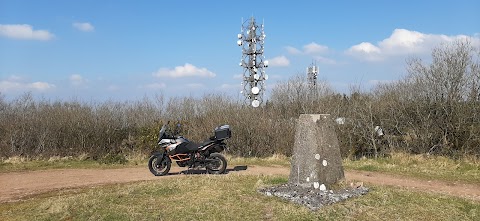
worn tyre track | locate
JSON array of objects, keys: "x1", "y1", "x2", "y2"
[{"x1": 0, "y1": 166, "x2": 479, "y2": 203}]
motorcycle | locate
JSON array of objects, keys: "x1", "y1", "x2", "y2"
[{"x1": 148, "y1": 123, "x2": 231, "y2": 176}]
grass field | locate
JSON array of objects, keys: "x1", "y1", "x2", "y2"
[
  {"x1": 1, "y1": 153, "x2": 480, "y2": 220},
  {"x1": 0, "y1": 154, "x2": 145, "y2": 173},
  {"x1": 343, "y1": 152, "x2": 480, "y2": 184},
  {"x1": 1, "y1": 174, "x2": 478, "y2": 221}
]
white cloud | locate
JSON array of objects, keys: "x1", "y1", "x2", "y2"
[
  {"x1": 0, "y1": 81, "x2": 21, "y2": 91},
  {"x1": 347, "y1": 42, "x2": 382, "y2": 61},
  {"x1": 285, "y1": 46, "x2": 302, "y2": 55},
  {"x1": 153, "y1": 63, "x2": 216, "y2": 78},
  {"x1": 303, "y1": 42, "x2": 329, "y2": 54},
  {"x1": 0, "y1": 24, "x2": 54, "y2": 40},
  {"x1": 348, "y1": 42, "x2": 381, "y2": 54},
  {"x1": 285, "y1": 43, "x2": 337, "y2": 65},
  {"x1": 0, "y1": 76, "x2": 55, "y2": 92},
  {"x1": 70, "y1": 74, "x2": 87, "y2": 86},
  {"x1": 286, "y1": 42, "x2": 329, "y2": 55},
  {"x1": 73, "y1": 22, "x2": 94, "y2": 32},
  {"x1": 378, "y1": 29, "x2": 426, "y2": 53},
  {"x1": 347, "y1": 29, "x2": 480, "y2": 61},
  {"x1": 30, "y1": 82, "x2": 54, "y2": 90},
  {"x1": 268, "y1": 56, "x2": 290, "y2": 67}
]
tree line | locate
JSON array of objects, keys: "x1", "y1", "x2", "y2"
[{"x1": 0, "y1": 40, "x2": 478, "y2": 160}]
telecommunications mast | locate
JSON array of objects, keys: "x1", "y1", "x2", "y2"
[
  {"x1": 307, "y1": 61, "x2": 318, "y2": 88},
  {"x1": 237, "y1": 16, "x2": 268, "y2": 108}
]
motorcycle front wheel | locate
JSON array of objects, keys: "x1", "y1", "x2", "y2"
[
  {"x1": 148, "y1": 155, "x2": 171, "y2": 176},
  {"x1": 206, "y1": 153, "x2": 227, "y2": 174}
]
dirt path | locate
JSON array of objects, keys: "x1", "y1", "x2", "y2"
[{"x1": 1, "y1": 166, "x2": 479, "y2": 203}]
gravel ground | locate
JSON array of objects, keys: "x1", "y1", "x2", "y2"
[{"x1": 259, "y1": 184, "x2": 369, "y2": 210}]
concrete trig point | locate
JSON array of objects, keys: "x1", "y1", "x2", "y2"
[{"x1": 289, "y1": 114, "x2": 345, "y2": 190}]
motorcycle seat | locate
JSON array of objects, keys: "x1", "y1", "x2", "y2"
[
  {"x1": 181, "y1": 140, "x2": 215, "y2": 152},
  {"x1": 201, "y1": 139, "x2": 214, "y2": 146}
]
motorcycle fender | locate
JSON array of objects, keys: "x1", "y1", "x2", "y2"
[
  {"x1": 151, "y1": 151, "x2": 164, "y2": 157},
  {"x1": 151, "y1": 152, "x2": 165, "y2": 166}
]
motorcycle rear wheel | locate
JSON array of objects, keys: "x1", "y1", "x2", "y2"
[
  {"x1": 206, "y1": 153, "x2": 227, "y2": 174},
  {"x1": 148, "y1": 155, "x2": 171, "y2": 176}
]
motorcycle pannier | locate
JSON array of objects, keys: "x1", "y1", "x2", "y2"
[{"x1": 215, "y1": 125, "x2": 231, "y2": 140}]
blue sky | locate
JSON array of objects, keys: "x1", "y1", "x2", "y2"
[{"x1": 1, "y1": 0, "x2": 479, "y2": 101}]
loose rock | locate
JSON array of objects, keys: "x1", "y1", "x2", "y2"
[{"x1": 259, "y1": 184, "x2": 369, "y2": 211}]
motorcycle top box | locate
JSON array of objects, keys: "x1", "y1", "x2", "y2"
[{"x1": 214, "y1": 125, "x2": 231, "y2": 140}]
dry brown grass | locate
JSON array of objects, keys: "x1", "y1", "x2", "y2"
[
  {"x1": 0, "y1": 174, "x2": 478, "y2": 221},
  {"x1": 344, "y1": 152, "x2": 480, "y2": 183}
]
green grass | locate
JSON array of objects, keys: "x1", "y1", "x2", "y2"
[
  {"x1": 1, "y1": 153, "x2": 479, "y2": 220},
  {"x1": 0, "y1": 174, "x2": 478, "y2": 221},
  {"x1": 344, "y1": 152, "x2": 480, "y2": 184},
  {"x1": 0, "y1": 155, "x2": 146, "y2": 173}
]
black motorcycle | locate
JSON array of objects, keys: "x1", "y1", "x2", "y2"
[{"x1": 148, "y1": 123, "x2": 231, "y2": 176}]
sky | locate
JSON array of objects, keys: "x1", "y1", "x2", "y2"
[{"x1": 0, "y1": 0, "x2": 479, "y2": 101}]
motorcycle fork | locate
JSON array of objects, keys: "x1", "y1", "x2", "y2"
[{"x1": 155, "y1": 153, "x2": 165, "y2": 167}]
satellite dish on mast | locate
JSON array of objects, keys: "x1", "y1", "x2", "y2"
[
  {"x1": 252, "y1": 99, "x2": 260, "y2": 107},
  {"x1": 251, "y1": 86, "x2": 260, "y2": 95}
]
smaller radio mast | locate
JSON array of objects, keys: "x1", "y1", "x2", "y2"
[{"x1": 307, "y1": 61, "x2": 318, "y2": 88}]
